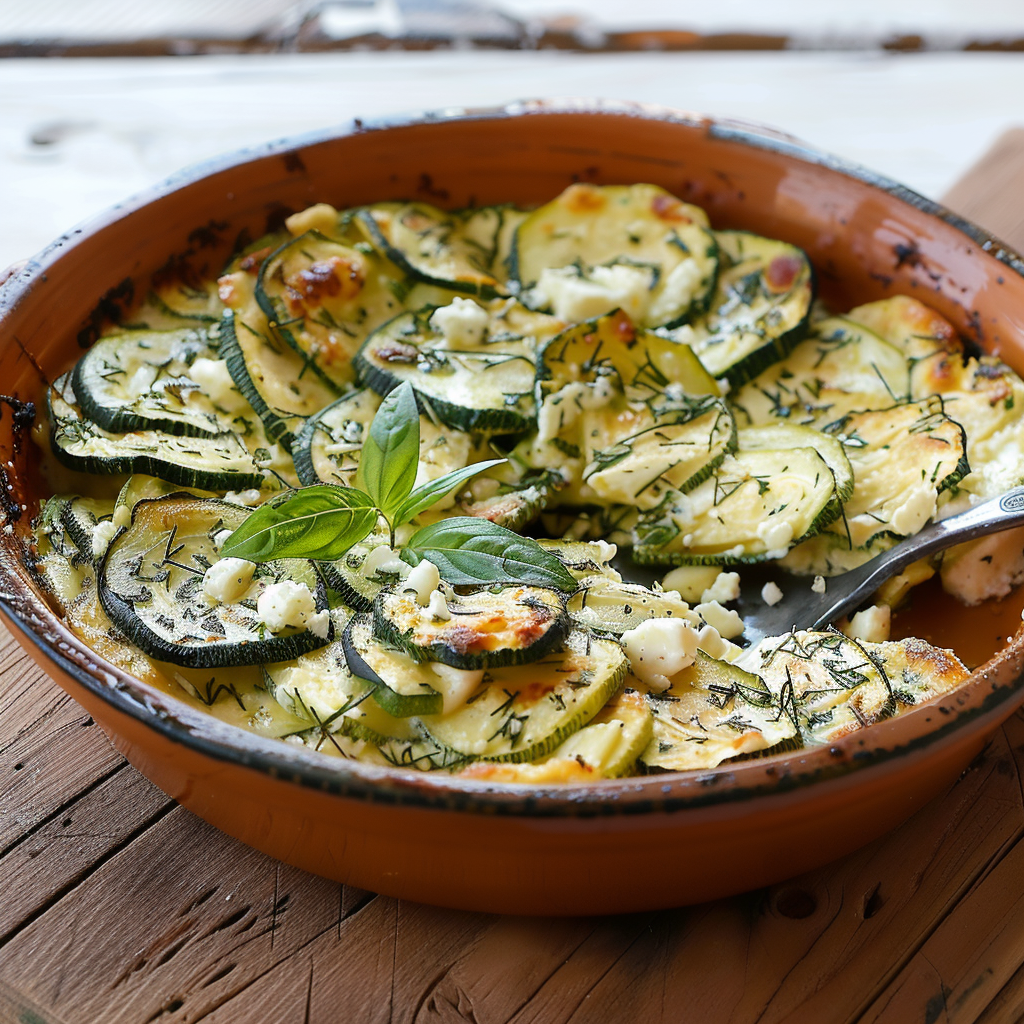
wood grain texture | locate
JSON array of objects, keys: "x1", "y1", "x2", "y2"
[{"x1": 2, "y1": 127, "x2": 1024, "y2": 1024}]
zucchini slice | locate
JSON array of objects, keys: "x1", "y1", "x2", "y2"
[
  {"x1": 846, "y1": 295, "x2": 962, "y2": 364},
  {"x1": 640, "y1": 651, "x2": 797, "y2": 772},
  {"x1": 255, "y1": 231, "x2": 411, "y2": 390},
  {"x1": 373, "y1": 584, "x2": 570, "y2": 669},
  {"x1": 584, "y1": 398, "x2": 737, "y2": 510},
  {"x1": 98, "y1": 496, "x2": 332, "y2": 668},
  {"x1": 453, "y1": 468, "x2": 563, "y2": 532},
  {"x1": 633, "y1": 446, "x2": 841, "y2": 565},
  {"x1": 679, "y1": 230, "x2": 813, "y2": 385},
  {"x1": 863, "y1": 636, "x2": 969, "y2": 709},
  {"x1": 730, "y1": 316, "x2": 910, "y2": 429},
  {"x1": 821, "y1": 398, "x2": 968, "y2": 550},
  {"x1": 747, "y1": 630, "x2": 894, "y2": 745},
  {"x1": 72, "y1": 326, "x2": 236, "y2": 437},
  {"x1": 343, "y1": 613, "x2": 443, "y2": 717},
  {"x1": 56, "y1": 496, "x2": 116, "y2": 560},
  {"x1": 318, "y1": 524, "x2": 402, "y2": 611},
  {"x1": 354, "y1": 300, "x2": 558, "y2": 433},
  {"x1": 357, "y1": 202, "x2": 506, "y2": 296},
  {"x1": 567, "y1": 577, "x2": 698, "y2": 636},
  {"x1": 49, "y1": 375, "x2": 267, "y2": 492},
  {"x1": 536, "y1": 538, "x2": 621, "y2": 582},
  {"x1": 737, "y1": 422, "x2": 854, "y2": 504},
  {"x1": 513, "y1": 183, "x2": 718, "y2": 328},
  {"x1": 291, "y1": 387, "x2": 479, "y2": 499},
  {"x1": 459, "y1": 689, "x2": 653, "y2": 782},
  {"x1": 418, "y1": 629, "x2": 628, "y2": 762}
]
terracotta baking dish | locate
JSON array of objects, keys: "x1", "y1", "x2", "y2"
[{"x1": 2, "y1": 100, "x2": 1024, "y2": 916}]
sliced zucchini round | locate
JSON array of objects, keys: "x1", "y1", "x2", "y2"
[
  {"x1": 454, "y1": 469, "x2": 562, "y2": 532},
  {"x1": 373, "y1": 584, "x2": 570, "y2": 669},
  {"x1": 318, "y1": 525, "x2": 400, "y2": 611},
  {"x1": 748, "y1": 630, "x2": 894, "y2": 745},
  {"x1": 357, "y1": 201, "x2": 506, "y2": 296},
  {"x1": 49, "y1": 375, "x2": 267, "y2": 492},
  {"x1": 681, "y1": 230, "x2": 814, "y2": 385},
  {"x1": 353, "y1": 301, "x2": 556, "y2": 434},
  {"x1": 640, "y1": 651, "x2": 798, "y2": 772},
  {"x1": 512, "y1": 183, "x2": 718, "y2": 328},
  {"x1": 417, "y1": 629, "x2": 628, "y2": 763},
  {"x1": 584, "y1": 398, "x2": 737, "y2": 510},
  {"x1": 98, "y1": 496, "x2": 332, "y2": 668},
  {"x1": 343, "y1": 613, "x2": 443, "y2": 718},
  {"x1": 255, "y1": 231, "x2": 409, "y2": 390},
  {"x1": 862, "y1": 636, "x2": 969, "y2": 709},
  {"x1": 536, "y1": 538, "x2": 621, "y2": 582},
  {"x1": 567, "y1": 578, "x2": 698, "y2": 636},
  {"x1": 632, "y1": 446, "x2": 841, "y2": 565},
  {"x1": 56, "y1": 496, "x2": 116, "y2": 560},
  {"x1": 220, "y1": 311, "x2": 338, "y2": 450},
  {"x1": 72, "y1": 326, "x2": 234, "y2": 437},
  {"x1": 730, "y1": 316, "x2": 910, "y2": 429}
]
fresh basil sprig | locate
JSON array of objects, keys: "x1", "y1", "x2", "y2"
[
  {"x1": 403, "y1": 517, "x2": 577, "y2": 592},
  {"x1": 221, "y1": 485, "x2": 378, "y2": 561},
  {"x1": 223, "y1": 380, "x2": 508, "y2": 562}
]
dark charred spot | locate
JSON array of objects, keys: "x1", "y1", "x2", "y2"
[
  {"x1": 417, "y1": 173, "x2": 449, "y2": 201},
  {"x1": 187, "y1": 220, "x2": 228, "y2": 250},
  {"x1": 893, "y1": 241, "x2": 923, "y2": 269},
  {"x1": 77, "y1": 276, "x2": 135, "y2": 348},
  {"x1": 282, "y1": 151, "x2": 307, "y2": 174}
]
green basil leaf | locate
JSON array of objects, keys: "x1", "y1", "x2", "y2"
[
  {"x1": 392, "y1": 458, "x2": 507, "y2": 527},
  {"x1": 220, "y1": 486, "x2": 379, "y2": 562},
  {"x1": 356, "y1": 381, "x2": 420, "y2": 520},
  {"x1": 404, "y1": 516, "x2": 577, "y2": 592}
]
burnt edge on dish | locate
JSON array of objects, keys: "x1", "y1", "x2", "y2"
[{"x1": 2, "y1": 99, "x2": 1024, "y2": 819}]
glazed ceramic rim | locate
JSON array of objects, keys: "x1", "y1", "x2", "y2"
[{"x1": 2, "y1": 97, "x2": 1024, "y2": 819}]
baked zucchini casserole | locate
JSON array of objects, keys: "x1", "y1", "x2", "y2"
[{"x1": 32, "y1": 182, "x2": 1022, "y2": 782}]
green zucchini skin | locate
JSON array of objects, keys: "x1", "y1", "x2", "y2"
[
  {"x1": 372, "y1": 584, "x2": 570, "y2": 669},
  {"x1": 98, "y1": 496, "x2": 332, "y2": 668},
  {"x1": 48, "y1": 374, "x2": 267, "y2": 492},
  {"x1": 343, "y1": 613, "x2": 443, "y2": 718},
  {"x1": 71, "y1": 326, "x2": 229, "y2": 438}
]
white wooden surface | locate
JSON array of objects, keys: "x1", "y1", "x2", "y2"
[{"x1": 2, "y1": 51, "x2": 1024, "y2": 270}]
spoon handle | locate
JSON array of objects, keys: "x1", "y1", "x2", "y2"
[{"x1": 810, "y1": 485, "x2": 1024, "y2": 629}]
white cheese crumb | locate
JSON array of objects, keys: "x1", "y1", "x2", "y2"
[
  {"x1": 430, "y1": 663, "x2": 486, "y2": 715},
  {"x1": 532, "y1": 263, "x2": 653, "y2": 323},
  {"x1": 429, "y1": 297, "x2": 489, "y2": 346},
  {"x1": 361, "y1": 545, "x2": 411, "y2": 579},
  {"x1": 257, "y1": 580, "x2": 319, "y2": 633},
  {"x1": 592, "y1": 539, "x2": 618, "y2": 564},
  {"x1": 405, "y1": 559, "x2": 441, "y2": 605},
  {"x1": 695, "y1": 600, "x2": 745, "y2": 640},
  {"x1": 844, "y1": 604, "x2": 891, "y2": 644},
  {"x1": 941, "y1": 528, "x2": 1024, "y2": 605},
  {"x1": 696, "y1": 623, "x2": 742, "y2": 662},
  {"x1": 756, "y1": 518, "x2": 794, "y2": 552},
  {"x1": 203, "y1": 557, "x2": 256, "y2": 603},
  {"x1": 187, "y1": 357, "x2": 248, "y2": 414},
  {"x1": 811, "y1": 575, "x2": 826, "y2": 595},
  {"x1": 223, "y1": 489, "x2": 263, "y2": 507},
  {"x1": 212, "y1": 528, "x2": 233, "y2": 551},
  {"x1": 761, "y1": 582, "x2": 784, "y2": 607},
  {"x1": 645, "y1": 258, "x2": 702, "y2": 324},
  {"x1": 700, "y1": 571, "x2": 740, "y2": 605},
  {"x1": 426, "y1": 589, "x2": 451, "y2": 621},
  {"x1": 621, "y1": 617, "x2": 700, "y2": 691},
  {"x1": 91, "y1": 520, "x2": 118, "y2": 559},
  {"x1": 306, "y1": 609, "x2": 331, "y2": 639},
  {"x1": 2, "y1": 524, "x2": 12, "y2": 536},
  {"x1": 890, "y1": 483, "x2": 938, "y2": 536}
]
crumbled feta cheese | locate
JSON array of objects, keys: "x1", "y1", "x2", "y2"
[
  {"x1": 621, "y1": 617, "x2": 700, "y2": 691},
  {"x1": 426, "y1": 589, "x2": 451, "y2": 621},
  {"x1": 941, "y1": 527, "x2": 1024, "y2": 605},
  {"x1": 811, "y1": 575, "x2": 827, "y2": 595},
  {"x1": 361, "y1": 545, "x2": 411, "y2": 579},
  {"x1": 695, "y1": 600, "x2": 745, "y2": 639},
  {"x1": 212, "y1": 528, "x2": 233, "y2": 551},
  {"x1": 430, "y1": 663, "x2": 486, "y2": 715},
  {"x1": 700, "y1": 571, "x2": 741, "y2": 605},
  {"x1": 592, "y1": 539, "x2": 618, "y2": 564},
  {"x1": 285, "y1": 203, "x2": 339, "y2": 236},
  {"x1": 756, "y1": 518, "x2": 794, "y2": 552},
  {"x1": 405, "y1": 559, "x2": 441, "y2": 605},
  {"x1": 645, "y1": 258, "x2": 702, "y2": 324},
  {"x1": 257, "y1": 580, "x2": 320, "y2": 633},
  {"x1": 126, "y1": 365, "x2": 157, "y2": 398},
  {"x1": 341, "y1": 419, "x2": 363, "y2": 443},
  {"x1": 532, "y1": 263, "x2": 652, "y2": 323},
  {"x1": 761, "y1": 581, "x2": 784, "y2": 607},
  {"x1": 187, "y1": 358, "x2": 247, "y2": 414},
  {"x1": 306, "y1": 609, "x2": 331, "y2": 639},
  {"x1": 429, "y1": 297, "x2": 489, "y2": 346},
  {"x1": 843, "y1": 604, "x2": 891, "y2": 644},
  {"x1": 662, "y1": 565, "x2": 720, "y2": 603},
  {"x1": 91, "y1": 520, "x2": 118, "y2": 559},
  {"x1": 203, "y1": 557, "x2": 256, "y2": 603},
  {"x1": 890, "y1": 483, "x2": 937, "y2": 536},
  {"x1": 537, "y1": 377, "x2": 618, "y2": 443},
  {"x1": 223, "y1": 489, "x2": 263, "y2": 507},
  {"x1": 696, "y1": 623, "x2": 742, "y2": 662}
]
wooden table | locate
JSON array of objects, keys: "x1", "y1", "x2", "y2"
[{"x1": 3, "y1": 125, "x2": 1024, "y2": 1024}]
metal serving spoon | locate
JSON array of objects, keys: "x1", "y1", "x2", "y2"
[{"x1": 619, "y1": 485, "x2": 1024, "y2": 645}]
